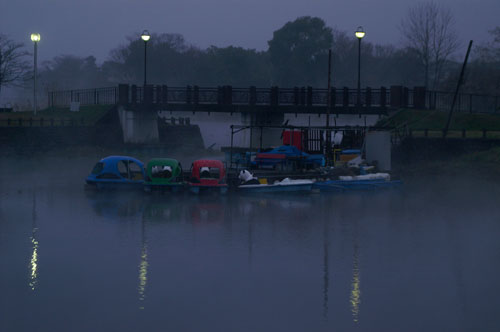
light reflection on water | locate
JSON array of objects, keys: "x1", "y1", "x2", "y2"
[
  {"x1": 29, "y1": 193, "x2": 39, "y2": 291},
  {"x1": 2, "y1": 167, "x2": 500, "y2": 331},
  {"x1": 350, "y1": 243, "x2": 361, "y2": 323},
  {"x1": 138, "y1": 219, "x2": 148, "y2": 309}
]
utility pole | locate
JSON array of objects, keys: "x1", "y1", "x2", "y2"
[
  {"x1": 326, "y1": 49, "x2": 332, "y2": 164},
  {"x1": 443, "y1": 40, "x2": 473, "y2": 138}
]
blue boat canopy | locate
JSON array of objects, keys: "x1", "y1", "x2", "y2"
[{"x1": 87, "y1": 156, "x2": 145, "y2": 182}]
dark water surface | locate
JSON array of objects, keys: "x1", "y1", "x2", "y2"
[{"x1": 1, "y1": 155, "x2": 500, "y2": 331}]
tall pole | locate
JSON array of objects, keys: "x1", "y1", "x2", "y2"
[
  {"x1": 443, "y1": 40, "x2": 473, "y2": 138},
  {"x1": 141, "y1": 30, "x2": 150, "y2": 87},
  {"x1": 355, "y1": 26, "x2": 365, "y2": 115},
  {"x1": 357, "y1": 37, "x2": 361, "y2": 110},
  {"x1": 143, "y1": 40, "x2": 147, "y2": 86},
  {"x1": 33, "y1": 41, "x2": 38, "y2": 115},
  {"x1": 326, "y1": 49, "x2": 332, "y2": 164}
]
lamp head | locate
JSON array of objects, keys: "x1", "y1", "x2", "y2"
[
  {"x1": 355, "y1": 26, "x2": 365, "y2": 39},
  {"x1": 141, "y1": 30, "x2": 151, "y2": 42},
  {"x1": 30, "y1": 33, "x2": 41, "y2": 42}
]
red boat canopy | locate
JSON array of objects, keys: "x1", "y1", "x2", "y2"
[{"x1": 190, "y1": 159, "x2": 226, "y2": 185}]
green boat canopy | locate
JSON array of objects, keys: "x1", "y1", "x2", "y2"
[{"x1": 145, "y1": 158, "x2": 183, "y2": 185}]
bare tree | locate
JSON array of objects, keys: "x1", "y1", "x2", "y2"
[
  {"x1": 400, "y1": 1, "x2": 459, "y2": 89},
  {"x1": 0, "y1": 34, "x2": 30, "y2": 100}
]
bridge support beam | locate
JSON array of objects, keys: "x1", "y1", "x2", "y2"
[
  {"x1": 241, "y1": 112, "x2": 284, "y2": 149},
  {"x1": 118, "y1": 106, "x2": 159, "y2": 143}
]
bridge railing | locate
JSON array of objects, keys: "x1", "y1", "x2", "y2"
[
  {"x1": 47, "y1": 84, "x2": 499, "y2": 113},
  {"x1": 48, "y1": 87, "x2": 117, "y2": 108}
]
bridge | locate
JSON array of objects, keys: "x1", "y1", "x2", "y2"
[{"x1": 47, "y1": 84, "x2": 500, "y2": 115}]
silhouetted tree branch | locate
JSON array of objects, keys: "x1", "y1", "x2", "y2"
[
  {"x1": 0, "y1": 34, "x2": 30, "y2": 99},
  {"x1": 400, "y1": 1, "x2": 459, "y2": 89}
]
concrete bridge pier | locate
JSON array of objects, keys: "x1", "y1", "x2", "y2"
[
  {"x1": 241, "y1": 112, "x2": 284, "y2": 149},
  {"x1": 118, "y1": 106, "x2": 159, "y2": 144}
]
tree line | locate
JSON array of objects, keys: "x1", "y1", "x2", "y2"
[{"x1": 1, "y1": 1, "x2": 499, "y2": 106}]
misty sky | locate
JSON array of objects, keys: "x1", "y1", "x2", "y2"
[{"x1": 1, "y1": 0, "x2": 499, "y2": 63}]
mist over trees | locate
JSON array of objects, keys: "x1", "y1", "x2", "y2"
[
  {"x1": 2, "y1": 0, "x2": 500, "y2": 107},
  {"x1": 37, "y1": 19, "x2": 437, "y2": 91}
]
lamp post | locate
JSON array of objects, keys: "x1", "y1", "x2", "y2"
[
  {"x1": 30, "y1": 33, "x2": 40, "y2": 115},
  {"x1": 141, "y1": 30, "x2": 151, "y2": 86},
  {"x1": 355, "y1": 26, "x2": 365, "y2": 110}
]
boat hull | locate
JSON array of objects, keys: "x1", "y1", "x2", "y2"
[
  {"x1": 313, "y1": 179, "x2": 402, "y2": 192},
  {"x1": 189, "y1": 185, "x2": 228, "y2": 195},
  {"x1": 86, "y1": 180, "x2": 144, "y2": 191},
  {"x1": 237, "y1": 183, "x2": 313, "y2": 193}
]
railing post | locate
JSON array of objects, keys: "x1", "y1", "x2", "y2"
[
  {"x1": 118, "y1": 84, "x2": 129, "y2": 104},
  {"x1": 307, "y1": 86, "x2": 313, "y2": 107},
  {"x1": 293, "y1": 87, "x2": 299, "y2": 106},
  {"x1": 343, "y1": 87, "x2": 349, "y2": 108},
  {"x1": 413, "y1": 86, "x2": 426, "y2": 109},
  {"x1": 94, "y1": 88, "x2": 97, "y2": 104},
  {"x1": 131, "y1": 85, "x2": 137, "y2": 104},
  {"x1": 330, "y1": 87, "x2": 336, "y2": 108},
  {"x1": 469, "y1": 94, "x2": 473, "y2": 113},
  {"x1": 403, "y1": 87, "x2": 409, "y2": 108},
  {"x1": 143, "y1": 85, "x2": 153, "y2": 104},
  {"x1": 217, "y1": 86, "x2": 223, "y2": 105},
  {"x1": 249, "y1": 86, "x2": 256, "y2": 106},
  {"x1": 380, "y1": 86, "x2": 386, "y2": 109},
  {"x1": 225, "y1": 85, "x2": 232, "y2": 105},
  {"x1": 156, "y1": 85, "x2": 162, "y2": 104},
  {"x1": 193, "y1": 85, "x2": 199, "y2": 105},
  {"x1": 162, "y1": 85, "x2": 168, "y2": 104},
  {"x1": 186, "y1": 86, "x2": 192, "y2": 104},
  {"x1": 365, "y1": 87, "x2": 372, "y2": 108},
  {"x1": 270, "y1": 86, "x2": 279, "y2": 107},
  {"x1": 300, "y1": 87, "x2": 306, "y2": 106},
  {"x1": 390, "y1": 85, "x2": 403, "y2": 108}
]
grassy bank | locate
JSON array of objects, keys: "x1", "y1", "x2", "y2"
[
  {"x1": 395, "y1": 144, "x2": 500, "y2": 180},
  {"x1": 0, "y1": 105, "x2": 112, "y2": 126},
  {"x1": 378, "y1": 109, "x2": 500, "y2": 131}
]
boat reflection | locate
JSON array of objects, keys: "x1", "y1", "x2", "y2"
[
  {"x1": 85, "y1": 191, "x2": 145, "y2": 219},
  {"x1": 350, "y1": 241, "x2": 361, "y2": 323}
]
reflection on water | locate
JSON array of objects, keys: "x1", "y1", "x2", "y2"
[
  {"x1": 29, "y1": 192, "x2": 39, "y2": 291},
  {"x1": 350, "y1": 243, "x2": 361, "y2": 323},
  {"x1": 322, "y1": 218, "x2": 329, "y2": 320},
  {"x1": 3, "y1": 166, "x2": 500, "y2": 332},
  {"x1": 138, "y1": 219, "x2": 148, "y2": 309}
]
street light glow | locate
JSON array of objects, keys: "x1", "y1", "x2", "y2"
[
  {"x1": 141, "y1": 30, "x2": 150, "y2": 42},
  {"x1": 355, "y1": 27, "x2": 365, "y2": 39},
  {"x1": 30, "y1": 33, "x2": 41, "y2": 42}
]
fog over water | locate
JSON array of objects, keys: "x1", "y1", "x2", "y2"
[{"x1": 1, "y1": 153, "x2": 500, "y2": 331}]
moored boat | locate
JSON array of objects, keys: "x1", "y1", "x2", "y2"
[
  {"x1": 144, "y1": 158, "x2": 184, "y2": 193},
  {"x1": 85, "y1": 156, "x2": 145, "y2": 190},
  {"x1": 313, "y1": 173, "x2": 402, "y2": 192},
  {"x1": 237, "y1": 170, "x2": 313, "y2": 193},
  {"x1": 187, "y1": 159, "x2": 228, "y2": 194}
]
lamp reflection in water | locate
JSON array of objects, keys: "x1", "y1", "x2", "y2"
[
  {"x1": 138, "y1": 217, "x2": 148, "y2": 309},
  {"x1": 350, "y1": 242, "x2": 361, "y2": 323},
  {"x1": 29, "y1": 192, "x2": 39, "y2": 291}
]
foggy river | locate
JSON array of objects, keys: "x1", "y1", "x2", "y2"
[{"x1": 1, "y1": 154, "x2": 500, "y2": 331}]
